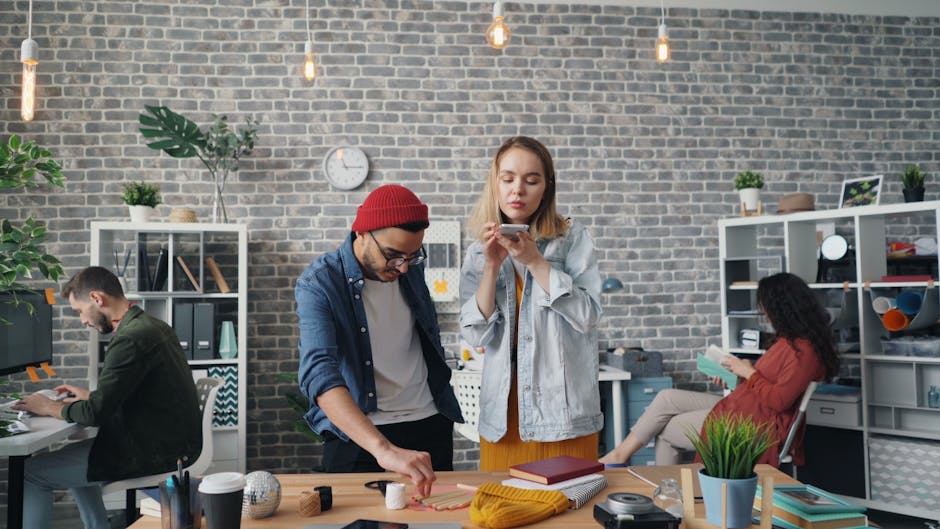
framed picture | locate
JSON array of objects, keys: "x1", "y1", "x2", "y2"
[
  {"x1": 772, "y1": 485, "x2": 866, "y2": 514},
  {"x1": 840, "y1": 175, "x2": 882, "y2": 208}
]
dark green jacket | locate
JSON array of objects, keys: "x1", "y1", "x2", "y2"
[{"x1": 63, "y1": 306, "x2": 201, "y2": 482}]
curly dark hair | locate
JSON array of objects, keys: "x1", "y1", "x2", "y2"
[{"x1": 757, "y1": 272, "x2": 840, "y2": 378}]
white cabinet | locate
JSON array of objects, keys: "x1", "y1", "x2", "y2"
[
  {"x1": 89, "y1": 221, "x2": 247, "y2": 474},
  {"x1": 718, "y1": 202, "x2": 940, "y2": 519}
]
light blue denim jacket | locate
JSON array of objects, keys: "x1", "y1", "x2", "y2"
[{"x1": 459, "y1": 220, "x2": 603, "y2": 443}]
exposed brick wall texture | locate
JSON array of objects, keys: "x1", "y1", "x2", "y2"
[{"x1": 0, "y1": 0, "x2": 937, "y2": 496}]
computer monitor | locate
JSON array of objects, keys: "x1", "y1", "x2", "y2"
[{"x1": 0, "y1": 290, "x2": 54, "y2": 377}]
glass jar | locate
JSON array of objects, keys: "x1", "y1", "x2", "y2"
[
  {"x1": 653, "y1": 478, "x2": 684, "y2": 518},
  {"x1": 928, "y1": 385, "x2": 940, "y2": 409}
]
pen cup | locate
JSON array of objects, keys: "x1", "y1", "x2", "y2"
[{"x1": 159, "y1": 478, "x2": 202, "y2": 529}]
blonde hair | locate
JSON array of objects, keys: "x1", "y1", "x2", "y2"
[{"x1": 467, "y1": 136, "x2": 568, "y2": 241}]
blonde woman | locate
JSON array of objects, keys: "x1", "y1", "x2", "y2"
[{"x1": 460, "y1": 136, "x2": 603, "y2": 471}]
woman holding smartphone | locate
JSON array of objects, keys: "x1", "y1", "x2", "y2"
[{"x1": 459, "y1": 136, "x2": 604, "y2": 471}]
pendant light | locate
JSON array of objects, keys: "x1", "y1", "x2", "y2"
[
  {"x1": 21, "y1": 0, "x2": 38, "y2": 121},
  {"x1": 486, "y1": 0, "x2": 511, "y2": 50},
  {"x1": 302, "y1": 0, "x2": 317, "y2": 81},
  {"x1": 656, "y1": 0, "x2": 671, "y2": 63}
]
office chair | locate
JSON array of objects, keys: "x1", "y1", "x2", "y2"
[
  {"x1": 777, "y1": 381, "x2": 818, "y2": 477},
  {"x1": 101, "y1": 377, "x2": 222, "y2": 527}
]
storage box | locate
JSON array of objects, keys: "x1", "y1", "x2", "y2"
[
  {"x1": 600, "y1": 348, "x2": 663, "y2": 377},
  {"x1": 807, "y1": 393, "x2": 861, "y2": 428},
  {"x1": 869, "y1": 435, "x2": 940, "y2": 511},
  {"x1": 881, "y1": 336, "x2": 940, "y2": 357}
]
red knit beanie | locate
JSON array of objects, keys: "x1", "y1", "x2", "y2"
[{"x1": 351, "y1": 184, "x2": 429, "y2": 232}]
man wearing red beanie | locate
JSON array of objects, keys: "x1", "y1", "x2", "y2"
[{"x1": 295, "y1": 185, "x2": 463, "y2": 497}]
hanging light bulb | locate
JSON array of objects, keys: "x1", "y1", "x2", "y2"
[
  {"x1": 302, "y1": 0, "x2": 317, "y2": 81},
  {"x1": 486, "y1": 0, "x2": 511, "y2": 50},
  {"x1": 303, "y1": 41, "x2": 317, "y2": 81},
  {"x1": 656, "y1": 24, "x2": 670, "y2": 63},
  {"x1": 656, "y1": 0, "x2": 671, "y2": 63},
  {"x1": 21, "y1": 0, "x2": 38, "y2": 121}
]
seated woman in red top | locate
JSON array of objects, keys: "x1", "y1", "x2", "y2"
[{"x1": 600, "y1": 272, "x2": 840, "y2": 467}]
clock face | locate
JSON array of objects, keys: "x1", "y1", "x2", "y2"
[{"x1": 322, "y1": 146, "x2": 369, "y2": 190}]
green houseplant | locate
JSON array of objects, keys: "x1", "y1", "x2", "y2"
[
  {"x1": 121, "y1": 181, "x2": 162, "y2": 223},
  {"x1": 687, "y1": 413, "x2": 775, "y2": 528},
  {"x1": 139, "y1": 106, "x2": 258, "y2": 223},
  {"x1": 0, "y1": 135, "x2": 65, "y2": 315},
  {"x1": 274, "y1": 373, "x2": 323, "y2": 443},
  {"x1": 902, "y1": 165, "x2": 926, "y2": 203},
  {"x1": 733, "y1": 170, "x2": 764, "y2": 213}
]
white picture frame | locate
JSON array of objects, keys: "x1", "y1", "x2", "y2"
[{"x1": 840, "y1": 174, "x2": 882, "y2": 208}]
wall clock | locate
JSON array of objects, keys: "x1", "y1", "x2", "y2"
[{"x1": 322, "y1": 146, "x2": 369, "y2": 190}]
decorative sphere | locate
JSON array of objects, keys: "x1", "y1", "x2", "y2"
[{"x1": 242, "y1": 471, "x2": 281, "y2": 519}]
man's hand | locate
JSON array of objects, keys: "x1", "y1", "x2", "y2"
[
  {"x1": 374, "y1": 443, "x2": 437, "y2": 498},
  {"x1": 55, "y1": 384, "x2": 89, "y2": 403},
  {"x1": 11, "y1": 393, "x2": 67, "y2": 419}
]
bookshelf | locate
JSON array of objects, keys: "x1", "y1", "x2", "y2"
[
  {"x1": 718, "y1": 201, "x2": 940, "y2": 520},
  {"x1": 88, "y1": 221, "x2": 247, "y2": 475}
]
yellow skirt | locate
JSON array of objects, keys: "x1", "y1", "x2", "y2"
[{"x1": 479, "y1": 377, "x2": 599, "y2": 472}]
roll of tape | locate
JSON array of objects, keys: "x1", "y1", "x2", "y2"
[{"x1": 385, "y1": 482, "x2": 407, "y2": 510}]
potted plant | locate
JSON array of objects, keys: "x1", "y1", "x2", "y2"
[
  {"x1": 734, "y1": 170, "x2": 764, "y2": 213},
  {"x1": 121, "y1": 181, "x2": 162, "y2": 223},
  {"x1": 274, "y1": 373, "x2": 323, "y2": 443},
  {"x1": 0, "y1": 135, "x2": 65, "y2": 315},
  {"x1": 687, "y1": 413, "x2": 775, "y2": 529},
  {"x1": 902, "y1": 165, "x2": 926, "y2": 203},
  {"x1": 139, "y1": 106, "x2": 258, "y2": 223}
]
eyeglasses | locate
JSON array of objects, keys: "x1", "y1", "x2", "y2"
[{"x1": 369, "y1": 231, "x2": 426, "y2": 269}]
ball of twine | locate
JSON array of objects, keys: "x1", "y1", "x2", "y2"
[{"x1": 299, "y1": 490, "x2": 321, "y2": 517}]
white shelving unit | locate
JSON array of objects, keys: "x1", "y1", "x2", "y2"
[
  {"x1": 89, "y1": 221, "x2": 247, "y2": 475},
  {"x1": 718, "y1": 201, "x2": 940, "y2": 520}
]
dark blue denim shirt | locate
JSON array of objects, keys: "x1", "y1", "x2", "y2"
[{"x1": 295, "y1": 232, "x2": 463, "y2": 442}]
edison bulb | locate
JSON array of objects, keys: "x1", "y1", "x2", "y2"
[
  {"x1": 21, "y1": 62, "x2": 36, "y2": 122},
  {"x1": 486, "y1": 16, "x2": 512, "y2": 49},
  {"x1": 303, "y1": 41, "x2": 317, "y2": 81},
  {"x1": 656, "y1": 24, "x2": 671, "y2": 63},
  {"x1": 20, "y1": 38, "x2": 38, "y2": 122}
]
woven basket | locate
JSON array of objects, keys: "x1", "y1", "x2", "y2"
[{"x1": 169, "y1": 208, "x2": 197, "y2": 223}]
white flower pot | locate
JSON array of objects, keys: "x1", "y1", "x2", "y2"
[
  {"x1": 739, "y1": 188, "x2": 760, "y2": 211},
  {"x1": 128, "y1": 205, "x2": 157, "y2": 224}
]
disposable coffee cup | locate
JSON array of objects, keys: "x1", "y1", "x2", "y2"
[
  {"x1": 199, "y1": 472, "x2": 246, "y2": 529},
  {"x1": 896, "y1": 290, "x2": 924, "y2": 316}
]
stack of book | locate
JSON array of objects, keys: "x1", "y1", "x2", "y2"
[
  {"x1": 754, "y1": 484, "x2": 868, "y2": 529},
  {"x1": 502, "y1": 455, "x2": 607, "y2": 509}
]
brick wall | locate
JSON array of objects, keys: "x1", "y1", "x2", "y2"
[{"x1": 1, "y1": 0, "x2": 938, "y2": 497}]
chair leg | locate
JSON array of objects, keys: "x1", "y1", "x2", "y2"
[{"x1": 125, "y1": 488, "x2": 139, "y2": 527}]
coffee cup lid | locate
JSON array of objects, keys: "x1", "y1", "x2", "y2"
[{"x1": 198, "y1": 472, "x2": 246, "y2": 494}]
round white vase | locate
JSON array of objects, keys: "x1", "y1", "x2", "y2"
[
  {"x1": 738, "y1": 188, "x2": 760, "y2": 211},
  {"x1": 128, "y1": 205, "x2": 157, "y2": 223}
]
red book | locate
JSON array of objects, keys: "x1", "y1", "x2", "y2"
[
  {"x1": 508, "y1": 455, "x2": 604, "y2": 485},
  {"x1": 881, "y1": 275, "x2": 933, "y2": 282}
]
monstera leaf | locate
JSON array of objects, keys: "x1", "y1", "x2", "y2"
[{"x1": 139, "y1": 105, "x2": 207, "y2": 159}]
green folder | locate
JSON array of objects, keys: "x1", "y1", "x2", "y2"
[{"x1": 696, "y1": 353, "x2": 738, "y2": 390}]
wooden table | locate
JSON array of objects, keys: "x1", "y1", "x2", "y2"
[{"x1": 128, "y1": 465, "x2": 796, "y2": 528}]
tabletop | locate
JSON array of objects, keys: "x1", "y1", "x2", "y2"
[
  {"x1": 0, "y1": 416, "x2": 85, "y2": 457},
  {"x1": 128, "y1": 464, "x2": 796, "y2": 529}
]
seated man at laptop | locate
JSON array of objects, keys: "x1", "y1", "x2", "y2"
[{"x1": 13, "y1": 266, "x2": 201, "y2": 529}]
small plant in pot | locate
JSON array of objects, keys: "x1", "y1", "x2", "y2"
[
  {"x1": 734, "y1": 170, "x2": 764, "y2": 213},
  {"x1": 121, "y1": 181, "x2": 162, "y2": 223},
  {"x1": 687, "y1": 413, "x2": 775, "y2": 529},
  {"x1": 902, "y1": 165, "x2": 926, "y2": 203}
]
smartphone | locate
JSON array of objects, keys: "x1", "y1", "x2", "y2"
[
  {"x1": 498, "y1": 223, "x2": 529, "y2": 241},
  {"x1": 340, "y1": 520, "x2": 408, "y2": 529}
]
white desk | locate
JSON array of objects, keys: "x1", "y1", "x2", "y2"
[
  {"x1": 0, "y1": 416, "x2": 85, "y2": 529},
  {"x1": 597, "y1": 365, "x2": 632, "y2": 445}
]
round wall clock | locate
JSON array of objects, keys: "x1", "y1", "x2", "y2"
[{"x1": 322, "y1": 146, "x2": 369, "y2": 190}]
